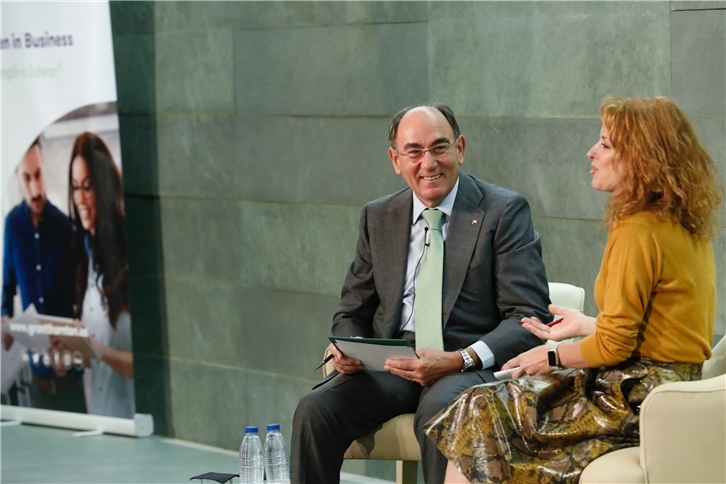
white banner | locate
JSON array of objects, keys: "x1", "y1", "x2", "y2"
[
  {"x1": 1, "y1": 1, "x2": 136, "y2": 421},
  {"x1": 2, "y1": 1, "x2": 118, "y2": 183}
]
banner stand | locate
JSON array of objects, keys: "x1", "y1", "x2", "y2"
[
  {"x1": 2, "y1": 1, "x2": 141, "y2": 430},
  {"x1": 0, "y1": 405, "x2": 153, "y2": 437}
]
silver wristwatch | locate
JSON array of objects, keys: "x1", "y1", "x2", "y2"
[{"x1": 459, "y1": 348, "x2": 476, "y2": 372}]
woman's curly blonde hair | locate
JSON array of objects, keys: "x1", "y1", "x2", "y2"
[{"x1": 600, "y1": 96, "x2": 722, "y2": 239}]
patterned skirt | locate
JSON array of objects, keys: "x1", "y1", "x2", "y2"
[{"x1": 424, "y1": 359, "x2": 701, "y2": 484}]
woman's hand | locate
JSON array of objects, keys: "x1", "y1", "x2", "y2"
[
  {"x1": 522, "y1": 304, "x2": 596, "y2": 342},
  {"x1": 74, "y1": 318, "x2": 133, "y2": 378},
  {"x1": 501, "y1": 345, "x2": 552, "y2": 378}
]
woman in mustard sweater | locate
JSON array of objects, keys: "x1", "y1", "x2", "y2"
[{"x1": 425, "y1": 97, "x2": 722, "y2": 484}]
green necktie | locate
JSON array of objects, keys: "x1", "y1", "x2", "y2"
[{"x1": 414, "y1": 209, "x2": 445, "y2": 351}]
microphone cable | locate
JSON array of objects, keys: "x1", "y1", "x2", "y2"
[{"x1": 401, "y1": 227, "x2": 429, "y2": 329}]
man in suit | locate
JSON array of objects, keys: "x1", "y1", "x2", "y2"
[{"x1": 290, "y1": 104, "x2": 550, "y2": 484}]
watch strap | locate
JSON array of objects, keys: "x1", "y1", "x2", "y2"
[
  {"x1": 459, "y1": 348, "x2": 476, "y2": 372},
  {"x1": 548, "y1": 344, "x2": 562, "y2": 368}
]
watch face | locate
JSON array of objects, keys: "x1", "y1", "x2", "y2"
[{"x1": 548, "y1": 350, "x2": 558, "y2": 367}]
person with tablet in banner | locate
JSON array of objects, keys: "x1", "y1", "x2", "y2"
[
  {"x1": 67, "y1": 132, "x2": 134, "y2": 419},
  {"x1": 2, "y1": 138, "x2": 83, "y2": 412}
]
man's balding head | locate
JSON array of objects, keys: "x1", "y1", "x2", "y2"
[{"x1": 388, "y1": 105, "x2": 466, "y2": 208}]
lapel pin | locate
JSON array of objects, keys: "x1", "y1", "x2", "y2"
[{"x1": 472, "y1": 220, "x2": 478, "y2": 225}]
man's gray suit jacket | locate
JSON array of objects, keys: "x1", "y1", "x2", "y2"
[{"x1": 332, "y1": 172, "x2": 550, "y2": 368}]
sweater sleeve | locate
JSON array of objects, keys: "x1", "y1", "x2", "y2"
[{"x1": 579, "y1": 221, "x2": 660, "y2": 367}]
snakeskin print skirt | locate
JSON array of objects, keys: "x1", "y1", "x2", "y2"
[{"x1": 424, "y1": 359, "x2": 701, "y2": 484}]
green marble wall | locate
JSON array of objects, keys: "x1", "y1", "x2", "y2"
[{"x1": 111, "y1": 2, "x2": 726, "y2": 481}]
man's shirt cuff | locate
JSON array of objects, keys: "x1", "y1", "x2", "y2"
[{"x1": 470, "y1": 341, "x2": 495, "y2": 369}]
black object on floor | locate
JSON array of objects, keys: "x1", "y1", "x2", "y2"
[{"x1": 190, "y1": 471, "x2": 239, "y2": 483}]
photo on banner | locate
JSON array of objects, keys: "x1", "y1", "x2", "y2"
[{"x1": 1, "y1": 1, "x2": 136, "y2": 420}]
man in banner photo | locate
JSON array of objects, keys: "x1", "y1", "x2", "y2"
[{"x1": 1, "y1": 138, "x2": 85, "y2": 412}]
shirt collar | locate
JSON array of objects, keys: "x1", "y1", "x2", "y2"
[
  {"x1": 19, "y1": 199, "x2": 48, "y2": 225},
  {"x1": 84, "y1": 233, "x2": 93, "y2": 258},
  {"x1": 412, "y1": 177, "x2": 460, "y2": 224}
]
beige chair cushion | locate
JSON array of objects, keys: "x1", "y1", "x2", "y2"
[
  {"x1": 343, "y1": 413, "x2": 420, "y2": 461},
  {"x1": 639, "y1": 374, "x2": 726, "y2": 484},
  {"x1": 579, "y1": 447, "x2": 642, "y2": 484}
]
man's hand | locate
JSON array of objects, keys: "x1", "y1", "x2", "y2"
[
  {"x1": 384, "y1": 348, "x2": 463, "y2": 386},
  {"x1": 328, "y1": 343, "x2": 364, "y2": 375},
  {"x1": 501, "y1": 344, "x2": 551, "y2": 378}
]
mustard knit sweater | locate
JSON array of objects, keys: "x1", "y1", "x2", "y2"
[{"x1": 579, "y1": 211, "x2": 715, "y2": 367}]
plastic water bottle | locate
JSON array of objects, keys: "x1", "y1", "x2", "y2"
[
  {"x1": 263, "y1": 423, "x2": 290, "y2": 484},
  {"x1": 239, "y1": 426, "x2": 264, "y2": 484}
]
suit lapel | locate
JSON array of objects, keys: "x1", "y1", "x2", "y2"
[
  {"x1": 443, "y1": 174, "x2": 485, "y2": 326},
  {"x1": 380, "y1": 191, "x2": 412, "y2": 337}
]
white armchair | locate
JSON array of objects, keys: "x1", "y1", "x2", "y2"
[{"x1": 580, "y1": 335, "x2": 726, "y2": 484}]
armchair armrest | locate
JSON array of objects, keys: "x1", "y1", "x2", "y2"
[{"x1": 639, "y1": 374, "x2": 726, "y2": 484}]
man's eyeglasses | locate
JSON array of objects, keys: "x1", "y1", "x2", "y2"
[{"x1": 395, "y1": 139, "x2": 457, "y2": 161}]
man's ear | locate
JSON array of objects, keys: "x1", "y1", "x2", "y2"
[
  {"x1": 389, "y1": 147, "x2": 402, "y2": 175},
  {"x1": 456, "y1": 135, "x2": 467, "y2": 165}
]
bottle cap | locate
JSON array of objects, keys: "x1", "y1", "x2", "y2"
[
  {"x1": 244, "y1": 426, "x2": 259, "y2": 433},
  {"x1": 266, "y1": 423, "x2": 280, "y2": 431}
]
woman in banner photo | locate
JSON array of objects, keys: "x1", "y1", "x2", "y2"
[
  {"x1": 68, "y1": 132, "x2": 134, "y2": 419},
  {"x1": 424, "y1": 97, "x2": 722, "y2": 484}
]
